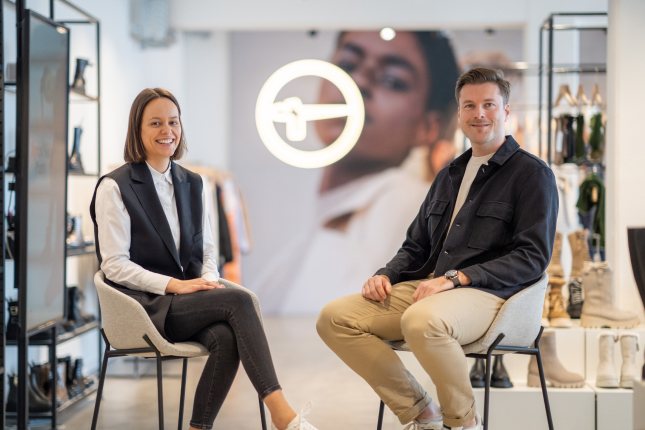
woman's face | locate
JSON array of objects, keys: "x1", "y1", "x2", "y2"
[
  {"x1": 140, "y1": 97, "x2": 181, "y2": 168},
  {"x1": 316, "y1": 31, "x2": 432, "y2": 168}
]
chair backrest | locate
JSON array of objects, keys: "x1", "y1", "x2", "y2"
[
  {"x1": 93, "y1": 271, "x2": 206, "y2": 357},
  {"x1": 462, "y1": 274, "x2": 548, "y2": 354}
]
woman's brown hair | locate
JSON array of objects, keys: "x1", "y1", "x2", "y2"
[{"x1": 123, "y1": 88, "x2": 187, "y2": 163}]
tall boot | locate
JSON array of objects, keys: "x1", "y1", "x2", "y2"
[
  {"x1": 68, "y1": 127, "x2": 85, "y2": 174},
  {"x1": 469, "y1": 358, "x2": 485, "y2": 388},
  {"x1": 620, "y1": 333, "x2": 640, "y2": 388},
  {"x1": 580, "y1": 261, "x2": 641, "y2": 328},
  {"x1": 491, "y1": 355, "x2": 513, "y2": 388},
  {"x1": 548, "y1": 278, "x2": 572, "y2": 328},
  {"x1": 547, "y1": 232, "x2": 565, "y2": 279},
  {"x1": 569, "y1": 230, "x2": 591, "y2": 278},
  {"x1": 542, "y1": 288, "x2": 550, "y2": 327},
  {"x1": 527, "y1": 330, "x2": 584, "y2": 388},
  {"x1": 596, "y1": 333, "x2": 619, "y2": 388}
]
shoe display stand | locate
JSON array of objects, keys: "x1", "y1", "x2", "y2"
[{"x1": 1, "y1": 0, "x2": 101, "y2": 428}]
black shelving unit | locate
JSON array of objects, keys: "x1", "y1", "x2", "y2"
[
  {"x1": 2, "y1": 0, "x2": 101, "y2": 428},
  {"x1": 538, "y1": 12, "x2": 608, "y2": 164}
]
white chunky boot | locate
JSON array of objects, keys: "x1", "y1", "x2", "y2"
[
  {"x1": 620, "y1": 333, "x2": 640, "y2": 388},
  {"x1": 596, "y1": 333, "x2": 619, "y2": 388}
]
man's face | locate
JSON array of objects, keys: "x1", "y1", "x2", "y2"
[
  {"x1": 316, "y1": 31, "x2": 431, "y2": 168},
  {"x1": 457, "y1": 82, "x2": 509, "y2": 148}
]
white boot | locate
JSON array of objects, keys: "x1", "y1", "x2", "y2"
[
  {"x1": 620, "y1": 333, "x2": 640, "y2": 388},
  {"x1": 596, "y1": 333, "x2": 619, "y2": 388}
]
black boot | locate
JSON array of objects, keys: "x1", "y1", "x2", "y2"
[
  {"x1": 491, "y1": 355, "x2": 513, "y2": 388},
  {"x1": 469, "y1": 358, "x2": 485, "y2": 388},
  {"x1": 70, "y1": 58, "x2": 90, "y2": 95},
  {"x1": 567, "y1": 278, "x2": 584, "y2": 319},
  {"x1": 6, "y1": 373, "x2": 52, "y2": 413},
  {"x1": 6, "y1": 299, "x2": 20, "y2": 341},
  {"x1": 68, "y1": 127, "x2": 85, "y2": 174}
]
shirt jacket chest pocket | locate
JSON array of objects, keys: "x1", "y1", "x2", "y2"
[
  {"x1": 425, "y1": 199, "x2": 449, "y2": 238},
  {"x1": 468, "y1": 201, "x2": 514, "y2": 250}
]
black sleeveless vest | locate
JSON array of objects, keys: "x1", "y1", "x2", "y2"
[{"x1": 89, "y1": 162, "x2": 204, "y2": 336}]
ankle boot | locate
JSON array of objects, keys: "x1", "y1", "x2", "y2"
[
  {"x1": 68, "y1": 127, "x2": 85, "y2": 174},
  {"x1": 569, "y1": 230, "x2": 591, "y2": 278},
  {"x1": 620, "y1": 333, "x2": 640, "y2": 388},
  {"x1": 6, "y1": 373, "x2": 52, "y2": 413},
  {"x1": 580, "y1": 262, "x2": 641, "y2": 328},
  {"x1": 527, "y1": 331, "x2": 584, "y2": 388},
  {"x1": 70, "y1": 58, "x2": 90, "y2": 95},
  {"x1": 469, "y1": 358, "x2": 485, "y2": 388},
  {"x1": 567, "y1": 277, "x2": 584, "y2": 319},
  {"x1": 596, "y1": 333, "x2": 619, "y2": 387},
  {"x1": 491, "y1": 355, "x2": 513, "y2": 388},
  {"x1": 548, "y1": 277, "x2": 572, "y2": 328},
  {"x1": 547, "y1": 232, "x2": 565, "y2": 279}
]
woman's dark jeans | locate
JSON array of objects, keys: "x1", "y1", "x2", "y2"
[{"x1": 164, "y1": 288, "x2": 281, "y2": 429}]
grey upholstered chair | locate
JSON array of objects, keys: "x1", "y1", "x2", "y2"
[
  {"x1": 91, "y1": 271, "x2": 267, "y2": 430},
  {"x1": 376, "y1": 274, "x2": 553, "y2": 430}
]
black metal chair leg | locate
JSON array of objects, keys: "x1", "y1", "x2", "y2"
[
  {"x1": 376, "y1": 400, "x2": 385, "y2": 430},
  {"x1": 178, "y1": 358, "x2": 188, "y2": 430},
  {"x1": 259, "y1": 395, "x2": 268, "y2": 430},
  {"x1": 91, "y1": 349, "x2": 110, "y2": 430},
  {"x1": 535, "y1": 350, "x2": 555, "y2": 430},
  {"x1": 157, "y1": 356, "x2": 165, "y2": 430},
  {"x1": 483, "y1": 354, "x2": 492, "y2": 430}
]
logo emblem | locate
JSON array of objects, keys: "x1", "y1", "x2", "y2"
[{"x1": 255, "y1": 59, "x2": 364, "y2": 169}]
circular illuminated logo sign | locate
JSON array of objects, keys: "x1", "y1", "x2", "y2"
[{"x1": 255, "y1": 59, "x2": 365, "y2": 169}]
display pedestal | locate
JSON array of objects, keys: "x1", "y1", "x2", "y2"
[{"x1": 635, "y1": 380, "x2": 645, "y2": 430}]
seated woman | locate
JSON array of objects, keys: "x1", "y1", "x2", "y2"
[{"x1": 90, "y1": 88, "x2": 317, "y2": 430}]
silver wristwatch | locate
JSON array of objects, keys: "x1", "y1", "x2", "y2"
[{"x1": 444, "y1": 269, "x2": 461, "y2": 287}]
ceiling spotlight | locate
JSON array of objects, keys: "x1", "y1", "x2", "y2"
[{"x1": 380, "y1": 27, "x2": 396, "y2": 41}]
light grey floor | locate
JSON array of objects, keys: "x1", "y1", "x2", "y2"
[{"x1": 54, "y1": 316, "x2": 407, "y2": 430}]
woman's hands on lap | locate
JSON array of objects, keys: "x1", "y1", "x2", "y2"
[{"x1": 165, "y1": 278, "x2": 224, "y2": 295}]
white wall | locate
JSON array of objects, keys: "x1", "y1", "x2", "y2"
[{"x1": 606, "y1": 0, "x2": 645, "y2": 316}]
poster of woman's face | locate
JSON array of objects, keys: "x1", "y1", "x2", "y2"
[{"x1": 228, "y1": 29, "x2": 524, "y2": 314}]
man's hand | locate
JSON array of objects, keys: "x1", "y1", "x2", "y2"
[
  {"x1": 165, "y1": 278, "x2": 224, "y2": 295},
  {"x1": 362, "y1": 275, "x2": 392, "y2": 302},
  {"x1": 413, "y1": 277, "x2": 454, "y2": 302}
]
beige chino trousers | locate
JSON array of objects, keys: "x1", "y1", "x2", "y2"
[{"x1": 316, "y1": 279, "x2": 504, "y2": 427}]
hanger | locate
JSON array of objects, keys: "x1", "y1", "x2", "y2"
[
  {"x1": 591, "y1": 83, "x2": 603, "y2": 107},
  {"x1": 576, "y1": 84, "x2": 590, "y2": 107},
  {"x1": 553, "y1": 84, "x2": 577, "y2": 108}
]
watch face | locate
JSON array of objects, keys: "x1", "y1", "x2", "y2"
[{"x1": 445, "y1": 269, "x2": 458, "y2": 279}]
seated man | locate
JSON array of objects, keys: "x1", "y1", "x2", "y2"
[{"x1": 317, "y1": 67, "x2": 558, "y2": 430}]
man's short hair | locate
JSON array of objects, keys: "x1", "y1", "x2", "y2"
[{"x1": 455, "y1": 67, "x2": 511, "y2": 105}]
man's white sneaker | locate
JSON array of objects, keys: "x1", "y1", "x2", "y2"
[
  {"x1": 452, "y1": 413, "x2": 483, "y2": 430},
  {"x1": 402, "y1": 415, "x2": 443, "y2": 430}
]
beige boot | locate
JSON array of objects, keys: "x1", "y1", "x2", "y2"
[
  {"x1": 596, "y1": 333, "x2": 619, "y2": 388},
  {"x1": 580, "y1": 262, "x2": 641, "y2": 328},
  {"x1": 542, "y1": 288, "x2": 550, "y2": 327},
  {"x1": 548, "y1": 277, "x2": 572, "y2": 328},
  {"x1": 547, "y1": 232, "x2": 565, "y2": 279},
  {"x1": 620, "y1": 333, "x2": 640, "y2": 388},
  {"x1": 527, "y1": 331, "x2": 584, "y2": 388},
  {"x1": 569, "y1": 230, "x2": 591, "y2": 278}
]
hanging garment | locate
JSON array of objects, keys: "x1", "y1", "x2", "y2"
[
  {"x1": 589, "y1": 113, "x2": 605, "y2": 162},
  {"x1": 577, "y1": 173, "x2": 605, "y2": 248},
  {"x1": 574, "y1": 114, "x2": 586, "y2": 163},
  {"x1": 560, "y1": 115, "x2": 576, "y2": 164}
]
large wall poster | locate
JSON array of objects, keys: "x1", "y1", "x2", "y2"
[{"x1": 230, "y1": 29, "x2": 524, "y2": 314}]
